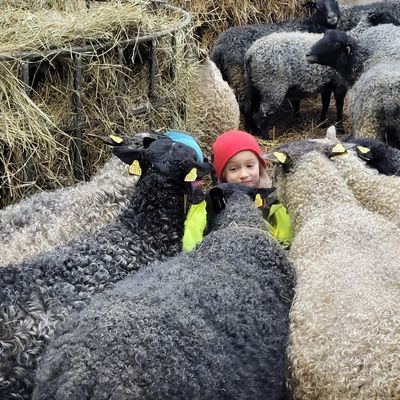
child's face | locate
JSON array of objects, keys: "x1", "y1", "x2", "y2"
[{"x1": 223, "y1": 150, "x2": 260, "y2": 187}]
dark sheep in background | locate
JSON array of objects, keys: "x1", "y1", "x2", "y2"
[
  {"x1": 210, "y1": 0, "x2": 340, "y2": 117},
  {"x1": 307, "y1": 18, "x2": 400, "y2": 147}
]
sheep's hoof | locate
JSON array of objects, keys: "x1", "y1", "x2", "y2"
[
  {"x1": 260, "y1": 130, "x2": 270, "y2": 140},
  {"x1": 335, "y1": 122, "x2": 345, "y2": 135}
]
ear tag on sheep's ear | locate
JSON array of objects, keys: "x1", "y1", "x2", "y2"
[
  {"x1": 184, "y1": 168, "x2": 197, "y2": 182},
  {"x1": 273, "y1": 152, "x2": 287, "y2": 164},
  {"x1": 357, "y1": 146, "x2": 370, "y2": 154},
  {"x1": 129, "y1": 160, "x2": 142, "y2": 176},
  {"x1": 331, "y1": 143, "x2": 346, "y2": 154},
  {"x1": 109, "y1": 134, "x2": 123, "y2": 144},
  {"x1": 254, "y1": 194, "x2": 263, "y2": 208}
]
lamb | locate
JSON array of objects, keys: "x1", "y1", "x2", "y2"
[
  {"x1": 244, "y1": 31, "x2": 348, "y2": 138},
  {"x1": 210, "y1": 0, "x2": 340, "y2": 114},
  {"x1": 186, "y1": 51, "x2": 240, "y2": 136},
  {"x1": 0, "y1": 131, "x2": 161, "y2": 266},
  {"x1": 271, "y1": 140, "x2": 400, "y2": 399},
  {"x1": 32, "y1": 183, "x2": 296, "y2": 400},
  {"x1": 338, "y1": 0, "x2": 400, "y2": 31},
  {"x1": 0, "y1": 135, "x2": 213, "y2": 400},
  {"x1": 307, "y1": 22, "x2": 400, "y2": 147}
]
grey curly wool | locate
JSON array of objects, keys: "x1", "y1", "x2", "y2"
[
  {"x1": 273, "y1": 143, "x2": 400, "y2": 399},
  {"x1": 338, "y1": 0, "x2": 400, "y2": 31},
  {"x1": 210, "y1": 0, "x2": 340, "y2": 113},
  {"x1": 348, "y1": 63, "x2": 400, "y2": 147},
  {"x1": 244, "y1": 31, "x2": 347, "y2": 137},
  {"x1": 0, "y1": 136, "x2": 212, "y2": 400},
  {"x1": 0, "y1": 157, "x2": 137, "y2": 266},
  {"x1": 33, "y1": 184, "x2": 295, "y2": 400},
  {"x1": 187, "y1": 54, "x2": 240, "y2": 135}
]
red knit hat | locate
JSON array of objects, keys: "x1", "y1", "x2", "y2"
[{"x1": 213, "y1": 130, "x2": 266, "y2": 181}]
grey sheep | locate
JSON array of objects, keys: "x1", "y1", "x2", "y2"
[
  {"x1": 271, "y1": 140, "x2": 400, "y2": 399},
  {"x1": 307, "y1": 22, "x2": 400, "y2": 147},
  {"x1": 338, "y1": 0, "x2": 400, "y2": 31},
  {"x1": 244, "y1": 31, "x2": 348, "y2": 138},
  {"x1": 186, "y1": 52, "x2": 240, "y2": 136},
  {"x1": 0, "y1": 132, "x2": 160, "y2": 266},
  {"x1": 210, "y1": 0, "x2": 340, "y2": 121},
  {"x1": 0, "y1": 136, "x2": 213, "y2": 400},
  {"x1": 33, "y1": 183, "x2": 295, "y2": 400}
]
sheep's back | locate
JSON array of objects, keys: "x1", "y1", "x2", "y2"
[{"x1": 33, "y1": 226, "x2": 295, "y2": 400}]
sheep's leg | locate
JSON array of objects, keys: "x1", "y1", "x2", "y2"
[
  {"x1": 334, "y1": 89, "x2": 346, "y2": 134},
  {"x1": 317, "y1": 89, "x2": 331, "y2": 127},
  {"x1": 292, "y1": 99, "x2": 301, "y2": 117},
  {"x1": 243, "y1": 82, "x2": 263, "y2": 136}
]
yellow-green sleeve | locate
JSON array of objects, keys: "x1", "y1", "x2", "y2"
[
  {"x1": 182, "y1": 201, "x2": 207, "y2": 253},
  {"x1": 265, "y1": 203, "x2": 293, "y2": 249}
]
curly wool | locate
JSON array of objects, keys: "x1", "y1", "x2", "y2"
[
  {"x1": 0, "y1": 168, "x2": 191, "y2": 400},
  {"x1": 187, "y1": 56, "x2": 240, "y2": 135},
  {"x1": 0, "y1": 157, "x2": 137, "y2": 266},
  {"x1": 244, "y1": 31, "x2": 347, "y2": 133},
  {"x1": 348, "y1": 63, "x2": 400, "y2": 146},
  {"x1": 210, "y1": 0, "x2": 340, "y2": 108},
  {"x1": 33, "y1": 188, "x2": 295, "y2": 400},
  {"x1": 275, "y1": 150, "x2": 400, "y2": 399},
  {"x1": 338, "y1": 1, "x2": 400, "y2": 31},
  {"x1": 331, "y1": 151, "x2": 400, "y2": 229}
]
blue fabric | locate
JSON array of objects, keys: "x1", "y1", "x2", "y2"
[{"x1": 165, "y1": 130, "x2": 204, "y2": 162}]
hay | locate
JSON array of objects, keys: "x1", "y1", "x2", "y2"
[
  {"x1": 170, "y1": 0, "x2": 306, "y2": 49},
  {"x1": 0, "y1": 0, "x2": 194, "y2": 207}
]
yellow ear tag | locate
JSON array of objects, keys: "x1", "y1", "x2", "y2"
[
  {"x1": 184, "y1": 168, "x2": 197, "y2": 182},
  {"x1": 109, "y1": 134, "x2": 123, "y2": 144},
  {"x1": 332, "y1": 143, "x2": 346, "y2": 154},
  {"x1": 273, "y1": 152, "x2": 287, "y2": 164},
  {"x1": 128, "y1": 160, "x2": 142, "y2": 176},
  {"x1": 254, "y1": 194, "x2": 263, "y2": 208},
  {"x1": 357, "y1": 146, "x2": 370, "y2": 154}
]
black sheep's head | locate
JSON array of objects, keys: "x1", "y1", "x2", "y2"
[
  {"x1": 205, "y1": 183, "x2": 276, "y2": 233},
  {"x1": 112, "y1": 135, "x2": 214, "y2": 193},
  {"x1": 306, "y1": 29, "x2": 354, "y2": 71},
  {"x1": 304, "y1": 0, "x2": 340, "y2": 28}
]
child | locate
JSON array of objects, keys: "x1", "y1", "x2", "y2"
[{"x1": 183, "y1": 130, "x2": 293, "y2": 252}]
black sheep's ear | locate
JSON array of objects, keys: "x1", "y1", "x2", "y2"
[
  {"x1": 252, "y1": 187, "x2": 276, "y2": 208},
  {"x1": 208, "y1": 186, "x2": 226, "y2": 213},
  {"x1": 112, "y1": 145, "x2": 145, "y2": 170},
  {"x1": 143, "y1": 136, "x2": 157, "y2": 149},
  {"x1": 356, "y1": 145, "x2": 372, "y2": 161},
  {"x1": 204, "y1": 186, "x2": 225, "y2": 235},
  {"x1": 183, "y1": 160, "x2": 214, "y2": 182}
]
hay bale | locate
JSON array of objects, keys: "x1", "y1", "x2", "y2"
[
  {"x1": 170, "y1": 0, "x2": 306, "y2": 49},
  {"x1": 0, "y1": 0, "x2": 194, "y2": 208}
]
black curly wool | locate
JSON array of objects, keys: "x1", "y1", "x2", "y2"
[
  {"x1": 33, "y1": 185, "x2": 296, "y2": 400},
  {"x1": 347, "y1": 137, "x2": 400, "y2": 176},
  {"x1": 0, "y1": 137, "x2": 209, "y2": 400}
]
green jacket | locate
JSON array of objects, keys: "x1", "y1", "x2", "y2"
[{"x1": 182, "y1": 200, "x2": 293, "y2": 253}]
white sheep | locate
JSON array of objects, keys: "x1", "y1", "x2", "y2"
[{"x1": 271, "y1": 141, "x2": 400, "y2": 400}]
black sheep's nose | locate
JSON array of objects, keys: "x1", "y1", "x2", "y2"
[{"x1": 305, "y1": 52, "x2": 318, "y2": 64}]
